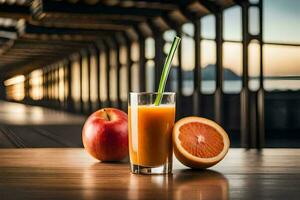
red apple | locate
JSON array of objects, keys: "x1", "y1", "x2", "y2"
[{"x1": 82, "y1": 108, "x2": 128, "y2": 161}]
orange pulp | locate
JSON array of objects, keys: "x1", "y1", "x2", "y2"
[{"x1": 128, "y1": 105, "x2": 175, "y2": 167}]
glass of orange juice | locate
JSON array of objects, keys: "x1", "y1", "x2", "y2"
[{"x1": 128, "y1": 92, "x2": 176, "y2": 175}]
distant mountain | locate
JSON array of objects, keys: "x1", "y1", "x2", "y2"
[
  {"x1": 202, "y1": 64, "x2": 240, "y2": 80},
  {"x1": 169, "y1": 64, "x2": 240, "y2": 81}
]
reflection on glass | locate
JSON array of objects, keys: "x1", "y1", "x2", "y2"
[{"x1": 223, "y1": 42, "x2": 242, "y2": 93}]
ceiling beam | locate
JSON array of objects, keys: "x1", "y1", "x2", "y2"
[
  {"x1": 18, "y1": 21, "x2": 120, "y2": 36},
  {"x1": 0, "y1": 3, "x2": 30, "y2": 19},
  {"x1": 198, "y1": 0, "x2": 218, "y2": 13},
  {"x1": 32, "y1": 0, "x2": 166, "y2": 20}
]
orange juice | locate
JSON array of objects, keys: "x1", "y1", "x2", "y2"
[{"x1": 128, "y1": 105, "x2": 175, "y2": 167}]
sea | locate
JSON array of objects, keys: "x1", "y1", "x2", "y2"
[{"x1": 177, "y1": 79, "x2": 300, "y2": 95}]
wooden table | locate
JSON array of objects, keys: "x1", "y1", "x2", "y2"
[{"x1": 0, "y1": 149, "x2": 299, "y2": 200}]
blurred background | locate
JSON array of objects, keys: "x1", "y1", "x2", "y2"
[{"x1": 0, "y1": 0, "x2": 299, "y2": 148}]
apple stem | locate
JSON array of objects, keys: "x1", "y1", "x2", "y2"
[{"x1": 103, "y1": 109, "x2": 111, "y2": 121}]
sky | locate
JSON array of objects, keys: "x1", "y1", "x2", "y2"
[{"x1": 170, "y1": 0, "x2": 300, "y2": 77}]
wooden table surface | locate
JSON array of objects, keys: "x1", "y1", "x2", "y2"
[{"x1": 0, "y1": 148, "x2": 299, "y2": 200}]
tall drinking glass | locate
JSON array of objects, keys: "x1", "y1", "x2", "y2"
[{"x1": 128, "y1": 92, "x2": 176, "y2": 175}]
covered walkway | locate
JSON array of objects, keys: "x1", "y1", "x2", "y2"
[{"x1": 0, "y1": 0, "x2": 299, "y2": 148}]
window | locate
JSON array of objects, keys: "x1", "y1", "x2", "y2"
[
  {"x1": 29, "y1": 69, "x2": 43, "y2": 100},
  {"x1": 145, "y1": 37, "x2": 155, "y2": 92},
  {"x1": 182, "y1": 23, "x2": 195, "y2": 96},
  {"x1": 120, "y1": 65, "x2": 128, "y2": 101},
  {"x1": 145, "y1": 60, "x2": 155, "y2": 92},
  {"x1": 55, "y1": 68, "x2": 59, "y2": 100},
  {"x1": 4, "y1": 75, "x2": 25, "y2": 101},
  {"x1": 163, "y1": 30, "x2": 178, "y2": 92},
  {"x1": 249, "y1": 6, "x2": 260, "y2": 35},
  {"x1": 223, "y1": 6, "x2": 242, "y2": 41},
  {"x1": 59, "y1": 66, "x2": 64, "y2": 102},
  {"x1": 223, "y1": 6, "x2": 242, "y2": 93},
  {"x1": 201, "y1": 15, "x2": 216, "y2": 94},
  {"x1": 200, "y1": 40, "x2": 216, "y2": 94},
  {"x1": 264, "y1": 0, "x2": 300, "y2": 44},
  {"x1": 119, "y1": 46, "x2": 128, "y2": 101},
  {"x1": 223, "y1": 42, "x2": 242, "y2": 93},
  {"x1": 131, "y1": 42, "x2": 140, "y2": 92},
  {"x1": 90, "y1": 52, "x2": 98, "y2": 102},
  {"x1": 263, "y1": 44, "x2": 300, "y2": 91},
  {"x1": 109, "y1": 49, "x2": 117, "y2": 101},
  {"x1": 99, "y1": 52, "x2": 107, "y2": 102},
  {"x1": 63, "y1": 64, "x2": 69, "y2": 100},
  {"x1": 81, "y1": 55, "x2": 89, "y2": 103},
  {"x1": 248, "y1": 40, "x2": 261, "y2": 91},
  {"x1": 201, "y1": 15, "x2": 216, "y2": 39},
  {"x1": 131, "y1": 63, "x2": 139, "y2": 92},
  {"x1": 71, "y1": 58, "x2": 80, "y2": 101},
  {"x1": 263, "y1": 0, "x2": 300, "y2": 91}
]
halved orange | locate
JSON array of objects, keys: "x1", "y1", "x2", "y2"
[{"x1": 173, "y1": 117, "x2": 230, "y2": 169}]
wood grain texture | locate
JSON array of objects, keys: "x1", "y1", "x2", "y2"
[{"x1": 0, "y1": 149, "x2": 299, "y2": 200}]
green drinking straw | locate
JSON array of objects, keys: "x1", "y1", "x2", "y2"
[{"x1": 154, "y1": 36, "x2": 181, "y2": 106}]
